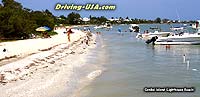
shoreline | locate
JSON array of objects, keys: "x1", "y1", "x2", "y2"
[{"x1": 0, "y1": 29, "x2": 99, "y2": 97}]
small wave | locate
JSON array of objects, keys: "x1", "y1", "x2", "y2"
[{"x1": 87, "y1": 70, "x2": 102, "y2": 80}]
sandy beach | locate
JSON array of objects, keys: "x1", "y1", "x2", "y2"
[{"x1": 0, "y1": 29, "x2": 100, "y2": 97}]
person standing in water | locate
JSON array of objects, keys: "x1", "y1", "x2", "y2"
[{"x1": 118, "y1": 28, "x2": 122, "y2": 35}]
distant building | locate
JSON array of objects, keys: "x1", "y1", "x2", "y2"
[
  {"x1": 124, "y1": 19, "x2": 131, "y2": 22},
  {"x1": 108, "y1": 18, "x2": 120, "y2": 21},
  {"x1": 80, "y1": 17, "x2": 90, "y2": 24},
  {"x1": 81, "y1": 17, "x2": 90, "y2": 22}
]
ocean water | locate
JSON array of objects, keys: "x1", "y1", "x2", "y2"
[{"x1": 76, "y1": 24, "x2": 200, "y2": 97}]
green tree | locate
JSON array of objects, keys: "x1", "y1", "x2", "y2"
[
  {"x1": 55, "y1": 15, "x2": 68, "y2": 25},
  {"x1": 155, "y1": 17, "x2": 161, "y2": 23},
  {"x1": 0, "y1": 0, "x2": 28, "y2": 38},
  {"x1": 67, "y1": 12, "x2": 81, "y2": 25},
  {"x1": 2, "y1": 0, "x2": 22, "y2": 9},
  {"x1": 119, "y1": 17, "x2": 123, "y2": 21},
  {"x1": 89, "y1": 16, "x2": 98, "y2": 24},
  {"x1": 89, "y1": 15, "x2": 92, "y2": 19},
  {"x1": 98, "y1": 16, "x2": 107, "y2": 23},
  {"x1": 31, "y1": 11, "x2": 54, "y2": 29},
  {"x1": 59, "y1": 15, "x2": 67, "y2": 19},
  {"x1": 162, "y1": 18, "x2": 170, "y2": 23},
  {"x1": 126, "y1": 16, "x2": 129, "y2": 20},
  {"x1": 0, "y1": 0, "x2": 55, "y2": 39}
]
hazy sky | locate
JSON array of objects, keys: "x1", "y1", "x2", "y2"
[{"x1": 15, "y1": 0, "x2": 200, "y2": 20}]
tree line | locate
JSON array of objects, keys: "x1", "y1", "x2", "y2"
[
  {"x1": 0, "y1": 0, "x2": 109, "y2": 39},
  {"x1": 0, "y1": 0, "x2": 195, "y2": 40},
  {"x1": 0, "y1": 0, "x2": 56, "y2": 39}
]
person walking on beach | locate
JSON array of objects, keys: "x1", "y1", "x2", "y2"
[{"x1": 67, "y1": 28, "x2": 72, "y2": 42}]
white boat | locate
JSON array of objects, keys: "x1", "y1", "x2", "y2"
[
  {"x1": 94, "y1": 25, "x2": 105, "y2": 29},
  {"x1": 136, "y1": 30, "x2": 171, "y2": 40},
  {"x1": 153, "y1": 32, "x2": 200, "y2": 45},
  {"x1": 145, "y1": 24, "x2": 200, "y2": 45},
  {"x1": 129, "y1": 24, "x2": 139, "y2": 32},
  {"x1": 94, "y1": 23, "x2": 112, "y2": 29},
  {"x1": 170, "y1": 26, "x2": 184, "y2": 31}
]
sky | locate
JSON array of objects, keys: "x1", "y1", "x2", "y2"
[{"x1": 15, "y1": 0, "x2": 200, "y2": 20}]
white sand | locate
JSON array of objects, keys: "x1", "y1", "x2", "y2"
[
  {"x1": 0, "y1": 29, "x2": 98, "y2": 97},
  {"x1": 0, "y1": 29, "x2": 86, "y2": 60}
]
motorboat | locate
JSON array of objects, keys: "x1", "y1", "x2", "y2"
[
  {"x1": 94, "y1": 23, "x2": 112, "y2": 29},
  {"x1": 143, "y1": 21, "x2": 200, "y2": 45},
  {"x1": 94, "y1": 25, "x2": 105, "y2": 29},
  {"x1": 136, "y1": 30, "x2": 171, "y2": 40},
  {"x1": 170, "y1": 26, "x2": 185, "y2": 31},
  {"x1": 154, "y1": 32, "x2": 200, "y2": 45},
  {"x1": 145, "y1": 31, "x2": 200, "y2": 45},
  {"x1": 150, "y1": 27, "x2": 159, "y2": 30}
]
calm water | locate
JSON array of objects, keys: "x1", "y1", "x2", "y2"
[{"x1": 78, "y1": 24, "x2": 200, "y2": 97}]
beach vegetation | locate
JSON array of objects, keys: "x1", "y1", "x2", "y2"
[
  {"x1": 67, "y1": 12, "x2": 81, "y2": 25},
  {"x1": 0, "y1": 0, "x2": 55, "y2": 40},
  {"x1": 89, "y1": 16, "x2": 108, "y2": 24},
  {"x1": 0, "y1": 0, "x2": 195, "y2": 41},
  {"x1": 155, "y1": 17, "x2": 161, "y2": 23},
  {"x1": 48, "y1": 31, "x2": 58, "y2": 36}
]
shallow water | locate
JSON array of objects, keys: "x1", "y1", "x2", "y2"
[{"x1": 77, "y1": 24, "x2": 200, "y2": 97}]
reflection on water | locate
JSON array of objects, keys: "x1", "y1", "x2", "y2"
[{"x1": 77, "y1": 24, "x2": 200, "y2": 97}]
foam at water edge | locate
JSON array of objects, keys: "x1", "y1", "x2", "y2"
[{"x1": 87, "y1": 70, "x2": 102, "y2": 80}]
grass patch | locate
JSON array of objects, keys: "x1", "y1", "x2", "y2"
[{"x1": 48, "y1": 31, "x2": 58, "y2": 36}]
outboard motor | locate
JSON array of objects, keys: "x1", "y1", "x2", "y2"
[{"x1": 146, "y1": 36, "x2": 158, "y2": 45}]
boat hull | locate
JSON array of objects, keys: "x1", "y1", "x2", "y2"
[
  {"x1": 155, "y1": 34, "x2": 200, "y2": 45},
  {"x1": 155, "y1": 41, "x2": 200, "y2": 45},
  {"x1": 141, "y1": 32, "x2": 171, "y2": 40}
]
